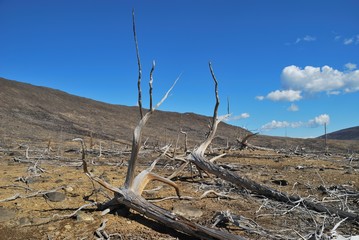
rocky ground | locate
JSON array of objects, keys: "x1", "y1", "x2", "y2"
[{"x1": 0, "y1": 139, "x2": 358, "y2": 240}]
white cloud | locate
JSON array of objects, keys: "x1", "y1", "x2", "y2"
[
  {"x1": 266, "y1": 90, "x2": 302, "y2": 102},
  {"x1": 260, "y1": 120, "x2": 304, "y2": 130},
  {"x1": 344, "y1": 38, "x2": 354, "y2": 45},
  {"x1": 255, "y1": 96, "x2": 265, "y2": 101},
  {"x1": 328, "y1": 91, "x2": 340, "y2": 95},
  {"x1": 345, "y1": 63, "x2": 357, "y2": 70},
  {"x1": 303, "y1": 35, "x2": 316, "y2": 41},
  {"x1": 226, "y1": 113, "x2": 250, "y2": 122},
  {"x1": 334, "y1": 34, "x2": 359, "y2": 45},
  {"x1": 292, "y1": 35, "x2": 316, "y2": 45},
  {"x1": 260, "y1": 120, "x2": 290, "y2": 130},
  {"x1": 287, "y1": 103, "x2": 299, "y2": 112},
  {"x1": 260, "y1": 114, "x2": 330, "y2": 131},
  {"x1": 281, "y1": 65, "x2": 359, "y2": 94},
  {"x1": 240, "y1": 112, "x2": 250, "y2": 118},
  {"x1": 308, "y1": 114, "x2": 330, "y2": 127}
]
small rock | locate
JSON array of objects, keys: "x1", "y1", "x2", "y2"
[
  {"x1": 0, "y1": 208, "x2": 16, "y2": 222},
  {"x1": 172, "y1": 204, "x2": 203, "y2": 219},
  {"x1": 271, "y1": 179, "x2": 288, "y2": 186},
  {"x1": 76, "y1": 212, "x2": 94, "y2": 222},
  {"x1": 65, "y1": 186, "x2": 74, "y2": 193},
  {"x1": 44, "y1": 192, "x2": 66, "y2": 202},
  {"x1": 19, "y1": 217, "x2": 31, "y2": 226},
  {"x1": 25, "y1": 176, "x2": 40, "y2": 184},
  {"x1": 48, "y1": 226, "x2": 56, "y2": 231},
  {"x1": 64, "y1": 224, "x2": 71, "y2": 230}
]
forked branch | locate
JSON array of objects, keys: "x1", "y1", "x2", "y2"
[
  {"x1": 133, "y1": 9, "x2": 143, "y2": 119},
  {"x1": 194, "y1": 62, "x2": 230, "y2": 156}
]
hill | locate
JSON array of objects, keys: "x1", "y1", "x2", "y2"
[
  {"x1": 0, "y1": 77, "x2": 249, "y2": 149},
  {"x1": 318, "y1": 126, "x2": 359, "y2": 140},
  {"x1": 1, "y1": 77, "x2": 358, "y2": 153}
]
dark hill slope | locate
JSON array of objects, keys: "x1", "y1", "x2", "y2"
[
  {"x1": 318, "y1": 126, "x2": 359, "y2": 140},
  {"x1": 0, "y1": 77, "x2": 249, "y2": 148}
]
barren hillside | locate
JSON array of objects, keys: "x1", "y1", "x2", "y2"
[
  {"x1": 318, "y1": 126, "x2": 359, "y2": 140},
  {"x1": 1, "y1": 77, "x2": 358, "y2": 153},
  {"x1": 0, "y1": 77, "x2": 249, "y2": 148}
]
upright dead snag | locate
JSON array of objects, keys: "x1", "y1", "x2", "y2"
[
  {"x1": 193, "y1": 62, "x2": 230, "y2": 157},
  {"x1": 124, "y1": 20, "x2": 179, "y2": 194}
]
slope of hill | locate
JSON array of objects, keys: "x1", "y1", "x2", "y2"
[
  {"x1": 1, "y1": 77, "x2": 358, "y2": 153},
  {"x1": 0, "y1": 77, "x2": 249, "y2": 148},
  {"x1": 318, "y1": 126, "x2": 359, "y2": 140}
]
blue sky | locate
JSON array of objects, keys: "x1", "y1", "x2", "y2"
[{"x1": 1, "y1": 0, "x2": 358, "y2": 138}]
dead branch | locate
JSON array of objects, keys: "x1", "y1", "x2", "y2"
[
  {"x1": 148, "y1": 189, "x2": 239, "y2": 203},
  {"x1": 52, "y1": 202, "x2": 97, "y2": 220},
  {"x1": 0, "y1": 186, "x2": 66, "y2": 203},
  {"x1": 194, "y1": 62, "x2": 230, "y2": 157}
]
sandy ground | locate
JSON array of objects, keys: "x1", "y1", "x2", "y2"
[{"x1": 0, "y1": 145, "x2": 358, "y2": 240}]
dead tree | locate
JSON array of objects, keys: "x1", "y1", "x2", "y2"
[
  {"x1": 180, "y1": 129, "x2": 188, "y2": 153},
  {"x1": 186, "y1": 64, "x2": 359, "y2": 222},
  {"x1": 236, "y1": 133, "x2": 257, "y2": 150},
  {"x1": 77, "y1": 10, "x2": 244, "y2": 240}
]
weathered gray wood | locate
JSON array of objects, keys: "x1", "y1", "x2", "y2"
[
  {"x1": 189, "y1": 152, "x2": 359, "y2": 221},
  {"x1": 116, "y1": 188, "x2": 245, "y2": 240}
]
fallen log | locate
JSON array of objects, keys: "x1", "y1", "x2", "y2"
[{"x1": 189, "y1": 151, "x2": 359, "y2": 221}]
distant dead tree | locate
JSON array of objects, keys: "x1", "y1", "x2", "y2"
[{"x1": 236, "y1": 132, "x2": 258, "y2": 150}]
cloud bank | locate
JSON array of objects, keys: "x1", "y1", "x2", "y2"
[
  {"x1": 260, "y1": 114, "x2": 330, "y2": 131},
  {"x1": 281, "y1": 65, "x2": 359, "y2": 94},
  {"x1": 258, "y1": 63, "x2": 359, "y2": 102},
  {"x1": 307, "y1": 114, "x2": 330, "y2": 128},
  {"x1": 257, "y1": 89, "x2": 302, "y2": 102}
]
